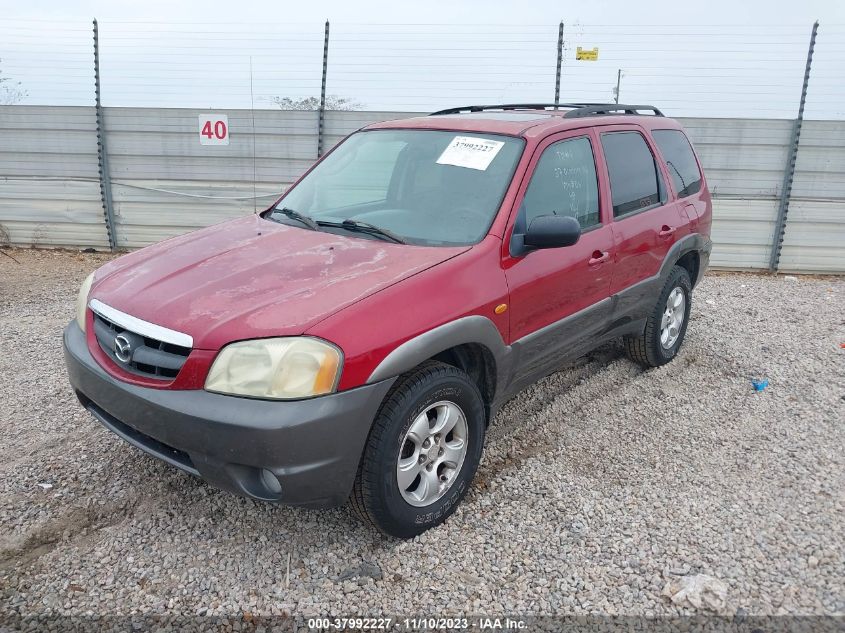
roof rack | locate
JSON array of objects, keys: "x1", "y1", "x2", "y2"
[
  {"x1": 563, "y1": 104, "x2": 664, "y2": 118},
  {"x1": 429, "y1": 103, "x2": 664, "y2": 118}
]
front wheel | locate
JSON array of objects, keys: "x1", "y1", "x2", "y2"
[
  {"x1": 351, "y1": 361, "x2": 486, "y2": 538},
  {"x1": 625, "y1": 265, "x2": 692, "y2": 367}
]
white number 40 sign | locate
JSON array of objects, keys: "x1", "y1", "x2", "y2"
[{"x1": 198, "y1": 114, "x2": 229, "y2": 145}]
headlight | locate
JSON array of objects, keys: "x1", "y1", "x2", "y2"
[
  {"x1": 205, "y1": 337, "x2": 342, "y2": 399},
  {"x1": 76, "y1": 272, "x2": 95, "y2": 333}
]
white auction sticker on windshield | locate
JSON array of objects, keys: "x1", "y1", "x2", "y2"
[{"x1": 436, "y1": 136, "x2": 505, "y2": 171}]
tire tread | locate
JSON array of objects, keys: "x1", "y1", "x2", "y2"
[
  {"x1": 350, "y1": 361, "x2": 476, "y2": 536},
  {"x1": 624, "y1": 265, "x2": 692, "y2": 368}
]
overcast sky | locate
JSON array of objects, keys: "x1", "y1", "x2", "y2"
[
  {"x1": 3, "y1": 0, "x2": 844, "y2": 118},
  {"x1": 8, "y1": 0, "x2": 842, "y2": 26}
]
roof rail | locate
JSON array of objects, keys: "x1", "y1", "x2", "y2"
[
  {"x1": 563, "y1": 104, "x2": 664, "y2": 118},
  {"x1": 430, "y1": 104, "x2": 587, "y2": 116},
  {"x1": 429, "y1": 103, "x2": 664, "y2": 118}
]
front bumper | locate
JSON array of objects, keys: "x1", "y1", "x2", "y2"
[{"x1": 63, "y1": 323, "x2": 395, "y2": 508}]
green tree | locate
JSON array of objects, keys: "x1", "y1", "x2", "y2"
[
  {"x1": 273, "y1": 95, "x2": 360, "y2": 111},
  {"x1": 0, "y1": 60, "x2": 27, "y2": 105}
]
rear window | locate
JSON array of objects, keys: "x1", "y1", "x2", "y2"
[
  {"x1": 652, "y1": 129, "x2": 702, "y2": 198},
  {"x1": 600, "y1": 132, "x2": 663, "y2": 217}
]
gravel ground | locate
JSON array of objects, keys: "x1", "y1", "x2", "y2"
[{"x1": 0, "y1": 248, "x2": 843, "y2": 624}]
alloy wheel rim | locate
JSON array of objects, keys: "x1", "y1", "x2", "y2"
[
  {"x1": 660, "y1": 286, "x2": 686, "y2": 349},
  {"x1": 396, "y1": 401, "x2": 468, "y2": 507}
]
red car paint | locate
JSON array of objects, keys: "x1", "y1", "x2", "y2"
[{"x1": 85, "y1": 110, "x2": 711, "y2": 392}]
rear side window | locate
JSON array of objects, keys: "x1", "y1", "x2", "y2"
[
  {"x1": 652, "y1": 129, "x2": 702, "y2": 198},
  {"x1": 600, "y1": 132, "x2": 662, "y2": 217},
  {"x1": 522, "y1": 136, "x2": 600, "y2": 229}
]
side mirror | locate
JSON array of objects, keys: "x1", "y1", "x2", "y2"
[{"x1": 522, "y1": 215, "x2": 581, "y2": 250}]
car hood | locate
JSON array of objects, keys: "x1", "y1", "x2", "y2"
[{"x1": 90, "y1": 215, "x2": 468, "y2": 350}]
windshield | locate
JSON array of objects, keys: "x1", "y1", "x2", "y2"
[{"x1": 271, "y1": 130, "x2": 524, "y2": 246}]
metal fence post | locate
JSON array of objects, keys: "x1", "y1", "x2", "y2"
[
  {"x1": 554, "y1": 21, "x2": 564, "y2": 104},
  {"x1": 317, "y1": 20, "x2": 330, "y2": 157},
  {"x1": 93, "y1": 18, "x2": 117, "y2": 250},
  {"x1": 769, "y1": 20, "x2": 818, "y2": 272},
  {"x1": 614, "y1": 69, "x2": 622, "y2": 104}
]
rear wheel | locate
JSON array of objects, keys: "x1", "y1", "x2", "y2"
[
  {"x1": 351, "y1": 361, "x2": 485, "y2": 538},
  {"x1": 625, "y1": 265, "x2": 692, "y2": 367}
]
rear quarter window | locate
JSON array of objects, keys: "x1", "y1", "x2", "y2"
[
  {"x1": 600, "y1": 131, "x2": 663, "y2": 218},
  {"x1": 652, "y1": 129, "x2": 703, "y2": 198}
]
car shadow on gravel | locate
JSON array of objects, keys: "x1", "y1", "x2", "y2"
[{"x1": 473, "y1": 340, "x2": 629, "y2": 490}]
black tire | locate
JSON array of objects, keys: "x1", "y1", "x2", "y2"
[
  {"x1": 625, "y1": 265, "x2": 692, "y2": 368},
  {"x1": 351, "y1": 361, "x2": 486, "y2": 538}
]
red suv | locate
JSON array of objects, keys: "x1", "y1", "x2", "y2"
[{"x1": 64, "y1": 103, "x2": 712, "y2": 538}]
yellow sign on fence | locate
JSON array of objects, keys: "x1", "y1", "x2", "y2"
[{"x1": 576, "y1": 46, "x2": 599, "y2": 61}]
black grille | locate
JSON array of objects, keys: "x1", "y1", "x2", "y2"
[{"x1": 93, "y1": 313, "x2": 191, "y2": 380}]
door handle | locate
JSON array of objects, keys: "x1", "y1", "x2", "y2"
[
  {"x1": 659, "y1": 225, "x2": 676, "y2": 238},
  {"x1": 588, "y1": 250, "x2": 610, "y2": 266}
]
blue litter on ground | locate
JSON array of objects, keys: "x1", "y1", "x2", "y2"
[{"x1": 751, "y1": 378, "x2": 769, "y2": 392}]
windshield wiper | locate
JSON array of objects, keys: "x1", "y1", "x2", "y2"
[
  {"x1": 272, "y1": 207, "x2": 319, "y2": 231},
  {"x1": 316, "y1": 219, "x2": 407, "y2": 244},
  {"x1": 342, "y1": 219, "x2": 407, "y2": 244},
  {"x1": 271, "y1": 208, "x2": 406, "y2": 244}
]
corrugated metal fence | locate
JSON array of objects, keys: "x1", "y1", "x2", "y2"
[
  {"x1": 0, "y1": 105, "x2": 843, "y2": 272},
  {"x1": 0, "y1": 106, "x2": 107, "y2": 248}
]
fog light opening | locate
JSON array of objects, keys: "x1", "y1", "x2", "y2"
[{"x1": 260, "y1": 468, "x2": 283, "y2": 495}]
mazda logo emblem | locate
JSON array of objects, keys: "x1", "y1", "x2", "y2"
[{"x1": 114, "y1": 334, "x2": 133, "y2": 363}]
